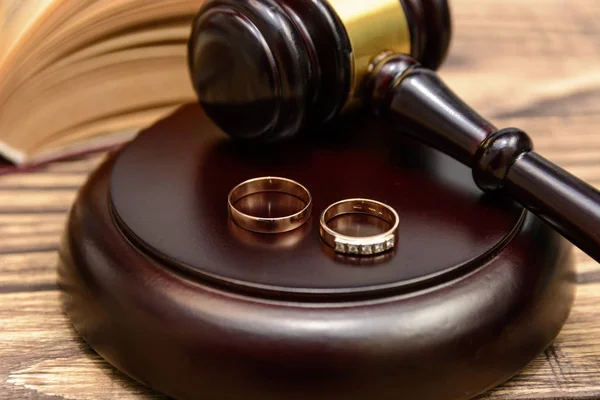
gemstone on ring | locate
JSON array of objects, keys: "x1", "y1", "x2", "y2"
[
  {"x1": 360, "y1": 245, "x2": 373, "y2": 255},
  {"x1": 385, "y1": 238, "x2": 394, "y2": 249},
  {"x1": 335, "y1": 242, "x2": 347, "y2": 252}
]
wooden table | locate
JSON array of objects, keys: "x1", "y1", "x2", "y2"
[{"x1": 2, "y1": 0, "x2": 600, "y2": 398}]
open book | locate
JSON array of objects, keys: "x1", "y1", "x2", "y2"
[{"x1": 0, "y1": 0, "x2": 202, "y2": 165}]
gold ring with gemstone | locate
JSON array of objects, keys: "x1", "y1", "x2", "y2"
[
  {"x1": 319, "y1": 198, "x2": 399, "y2": 255},
  {"x1": 228, "y1": 177, "x2": 312, "y2": 233}
]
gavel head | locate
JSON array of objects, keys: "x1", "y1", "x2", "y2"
[{"x1": 188, "y1": 0, "x2": 451, "y2": 142}]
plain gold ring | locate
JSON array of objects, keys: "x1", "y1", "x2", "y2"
[
  {"x1": 228, "y1": 177, "x2": 312, "y2": 233},
  {"x1": 319, "y1": 198, "x2": 399, "y2": 255}
]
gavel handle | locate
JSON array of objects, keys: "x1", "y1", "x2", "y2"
[
  {"x1": 506, "y1": 151, "x2": 600, "y2": 262},
  {"x1": 370, "y1": 54, "x2": 600, "y2": 263}
]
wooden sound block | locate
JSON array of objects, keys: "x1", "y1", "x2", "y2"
[{"x1": 57, "y1": 104, "x2": 576, "y2": 400}]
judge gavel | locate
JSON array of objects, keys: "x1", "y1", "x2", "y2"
[{"x1": 187, "y1": 0, "x2": 600, "y2": 263}]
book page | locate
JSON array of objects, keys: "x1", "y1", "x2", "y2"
[
  {"x1": 0, "y1": 0, "x2": 56, "y2": 61},
  {"x1": 0, "y1": 0, "x2": 203, "y2": 164}
]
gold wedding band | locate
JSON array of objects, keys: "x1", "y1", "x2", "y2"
[
  {"x1": 228, "y1": 177, "x2": 312, "y2": 233},
  {"x1": 320, "y1": 198, "x2": 399, "y2": 255}
]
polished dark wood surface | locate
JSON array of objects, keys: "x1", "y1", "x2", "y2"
[
  {"x1": 371, "y1": 55, "x2": 600, "y2": 264},
  {"x1": 60, "y1": 104, "x2": 573, "y2": 400},
  {"x1": 370, "y1": 54, "x2": 496, "y2": 166},
  {"x1": 506, "y1": 152, "x2": 600, "y2": 266},
  {"x1": 188, "y1": 0, "x2": 452, "y2": 143},
  {"x1": 188, "y1": 0, "x2": 349, "y2": 142},
  {"x1": 110, "y1": 105, "x2": 523, "y2": 299},
  {"x1": 400, "y1": 0, "x2": 452, "y2": 69}
]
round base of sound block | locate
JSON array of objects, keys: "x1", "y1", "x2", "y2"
[{"x1": 58, "y1": 105, "x2": 576, "y2": 400}]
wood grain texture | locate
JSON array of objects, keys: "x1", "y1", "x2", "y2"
[{"x1": 1, "y1": 0, "x2": 600, "y2": 398}]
